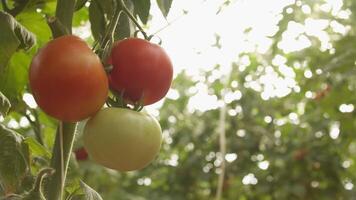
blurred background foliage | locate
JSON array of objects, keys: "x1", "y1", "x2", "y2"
[{"x1": 1, "y1": 0, "x2": 356, "y2": 199}]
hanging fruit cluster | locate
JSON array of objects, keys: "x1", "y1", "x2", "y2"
[{"x1": 29, "y1": 35, "x2": 173, "y2": 171}]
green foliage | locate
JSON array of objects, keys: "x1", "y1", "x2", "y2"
[
  {"x1": 0, "y1": 92, "x2": 11, "y2": 116},
  {"x1": 132, "y1": 0, "x2": 150, "y2": 24},
  {"x1": 0, "y1": 124, "x2": 30, "y2": 194},
  {"x1": 0, "y1": 11, "x2": 35, "y2": 70},
  {"x1": 88, "y1": 0, "x2": 106, "y2": 41},
  {"x1": 157, "y1": 0, "x2": 173, "y2": 17}
]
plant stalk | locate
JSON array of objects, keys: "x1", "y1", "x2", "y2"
[{"x1": 46, "y1": 122, "x2": 77, "y2": 200}]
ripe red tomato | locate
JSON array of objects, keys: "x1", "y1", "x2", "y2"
[
  {"x1": 83, "y1": 107, "x2": 162, "y2": 171},
  {"x1": 29, "y1": 35, "x2": 108, "y2": 122},
  {"x1": 74, "y1": 147, "x2": 88, "y2": 161},
  {"x1": 109, "y1": 38, "x2": 173, "y2": 105}
]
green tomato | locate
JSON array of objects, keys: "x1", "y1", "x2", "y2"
[{"x1": 83, "y1": 107, "x2": 162, "y2": 171}]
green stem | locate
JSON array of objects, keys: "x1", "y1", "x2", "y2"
[
  {"x1": 98, "y1": 7, "x2": 122, "y2": 63},
  {"x1": 118, "y1": 0, "x2": 148, "y2": 39},
  {"x1": 24, "y1": 112, "x2": 44, "y2": 146},
  {"x1": 47, "y1": 16, "x2": 69, "y2": 39},
  {"x1": 46, "y1": 122, "x2": 77, "y2": 200}
]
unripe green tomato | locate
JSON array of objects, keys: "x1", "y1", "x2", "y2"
[{"x1": 83, "y1": 108, "x2": 162, "y2": 171}]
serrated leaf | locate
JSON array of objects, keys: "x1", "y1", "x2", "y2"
[
  {"x1": 0, "y1": 124, "x2": 30, "y2": 194},
  {"x1": 24, "y1": 137, "x2": 51, "y2": 160},
  {"x1": 89, "y1": 0, "x2": 106, "y2": 41},
  {"x1": 0, "y1": 11, "x2": 36, "y2": 71},
  {"x1": 0, "y1": 92, "x2": 11, "y2": 116},
  {"x1": 132, "y1": 0, "x2": 150, "y2": 24},
  {"x1": 80, "y1": 180, "x2": 103, "y2": 200},
  {"x1": 157, "y1": 0, "x2": 173, "y2": 17}
]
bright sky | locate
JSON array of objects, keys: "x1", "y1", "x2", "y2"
[{"x1": 144, "y1": 0, "x2": 350, "y2": 114}]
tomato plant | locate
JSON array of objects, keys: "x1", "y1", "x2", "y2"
[
  {"x1": 83, "y1": 107, "x2": 162, "y2": 171},
  {"x1": 0, "y1": 0, "x2": 173, "y2": 198},
  {"x1": 109, "y1": 38, "x2": 173, "y2": 105},
  {"x1": 29, "y1": 35, "x2": 109, "y2": 122}
]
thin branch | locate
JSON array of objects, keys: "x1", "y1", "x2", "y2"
[
  {"x1": 24, "y1": 113, "x2": 44, "y2": 146},
  {"x1": 32, "y1": 109, "x2": 44, "y2": 145}
]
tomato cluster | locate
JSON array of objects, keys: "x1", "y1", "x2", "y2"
[{"x1": 29, "y1": 35, "x2": 173, "y2": 171}]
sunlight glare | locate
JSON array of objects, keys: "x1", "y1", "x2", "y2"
[
  {"x1": 329, "y1": 122, "x2": 340, "y2": 140},
  {"x1": 225, "y1": 153, "x2": 237, "y2": 163},
  {"x1": 242, "y1": 173, "x2": 258, "y2": 185},
  {"x1": 23, "y1": 93, "x2": 37, "y2": 109}
]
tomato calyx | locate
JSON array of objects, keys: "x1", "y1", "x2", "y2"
[
  {"x1": 106, "y1": 90, "x2": 144, "y2": 112},
  {"x1": 133, "y1": 30, "x2": 162, "y2": 45}
]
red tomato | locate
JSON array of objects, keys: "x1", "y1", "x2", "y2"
[
  {"x1": 109, "y1": 38, "x2": 173, "y2": 105},
  {"x1": 29, "y1": 35, "x2": 108, "y2": 122},
  {"x1": 74, "y1": 147, "x2": 88, "y2": 161}
]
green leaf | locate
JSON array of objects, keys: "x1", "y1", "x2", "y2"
[
  {"x1": 0, "y1": 11, "x2": 36, "y2": 71},
  {"x1": 16, "y1": 11, "x2": 51, "y2": 46},
  {"x1": 0, "y1": 92, "x2": 11, "y2": 116},
  {"x1": 156, "y1": 0, "x2": 173, "y2": 17},
  {"x1": 89, "y1": 0, "x2": 106, "y2": 41},
  {"x1": 0, "y1": 52, "x2": 31, "y2": 103},
  {"x1": 80, "y1": 180, "x2": 103, "y2": 200},
  {"x1": 114, "y1": 0, "x2": 134, "y2": 40},
  {"x1": 115, "y1": 12, "x2": 132, "y2": 40},
  {"x1": 132, "y1": 0, "x2": 150, "y2": 24},
  {"x1": 97, "y1": 0, "x2": 114, "y2": 18},
  {"x1": 24, "y1": 137, "x2": 51, "y2": 160},
  {"x1": 22, "y1": 168, "x2": 55, "y2": 200},
  {"x1": 0, "y1": 124, "x2": 30, "y2": 194}
]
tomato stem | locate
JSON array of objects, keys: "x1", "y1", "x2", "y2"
[
  {"x1": 96, "y1": 3, "x2": 123, "y2": 64},
  {"x1": 46, "y1": 122, "x2": 77, "y2": 200},
  {"x1": 47, "y1": 16, "x2": 69, "y2": 39}
]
